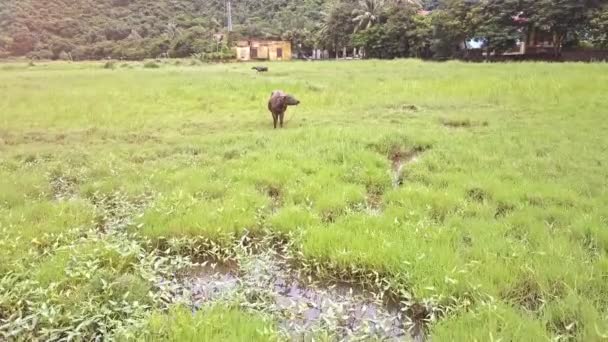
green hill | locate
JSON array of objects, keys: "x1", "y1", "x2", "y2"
[{"x1": 0, "y1": 0, "x2": 325, "y2": 60}]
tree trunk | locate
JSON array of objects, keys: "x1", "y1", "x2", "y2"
[
  {"x1": 335, "y1": 41, "x2": 338, "y2": 60},
  {"x1": 551, "y1": 31, "x2": 565, "y2": 58},
  {"x1": 343, "y1": 47, "x2": 347, "y2": 59},
  {"x1": 553, "y1": 31, "x2": 559, "y2": 58},
  {"x1": 485, "y1": 46, "x2": 490, "y2": 62}
]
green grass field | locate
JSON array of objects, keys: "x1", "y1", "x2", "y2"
[{"x1": 1, "y1": 59, "x2": 607, "y2": 341}]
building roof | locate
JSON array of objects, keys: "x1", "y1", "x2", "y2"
[{"x1": 235, "y1": 39, "x2": 290, "y2": 47}]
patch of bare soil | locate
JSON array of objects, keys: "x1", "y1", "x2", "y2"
[
  {"x1": 365, "y1": 188, "x2": 384, "y2": 216},
  {"x1": 385, "y1": 103, "x2": 420, "y2": 114},
  {"x1": 390, "y1": 147, "x2": 426, "y2": 187},
  {"x1": 440, "y1": 118, "x2": 489, "y2": 129},
  {"x1": 266, "y1": 185, "x2": 283, "y2": 213},
  {"x1": 0, "y1": 131, "x2": 67, "y2": 146},
  {"x1": 50, "y1": 174, "x2": 79, "y2": 201},
  {"x1": 0, "y1": 128, "x2": 110, "y2": 146},
  {"x1": 120, "y1": 132, "x2": 163, "y2": 144},
  {"x1": 400, "y1": 104, "x2": 420, "y2": 112}
]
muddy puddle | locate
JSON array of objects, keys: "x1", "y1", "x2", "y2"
[
  {"x1": 390, "y1": 149, "x2": 423, "y2": 188},
  {"x1": 175, "y1": 249, "x2": 425, "y2": 341}
]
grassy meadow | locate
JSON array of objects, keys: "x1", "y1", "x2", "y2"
[{"x1": 1, "y1": 59, "x2": 608, "y2": 341}]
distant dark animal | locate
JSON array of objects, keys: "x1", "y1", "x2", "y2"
[
  {"x1": 252, "y1": 66, "x2": 268, "y2": 72},
  {"x1": 268, "y1": 90, "x2": 300, "y2": 129}
]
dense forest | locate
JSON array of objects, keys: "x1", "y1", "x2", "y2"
[{"x1": 0, "y1": 0, "x2": 606, "y2": 60}]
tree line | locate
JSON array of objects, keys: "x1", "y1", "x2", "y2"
[
  {"x1": 319, "y1": 0, "x2": 607, "y2": 59},
  {"x1": 0, "y1": 0, "x2": 606, "y2": 61}
]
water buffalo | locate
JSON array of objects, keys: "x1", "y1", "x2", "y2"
[{"x1": 268, "y1": 90, "x2": 300, "y2": 129}]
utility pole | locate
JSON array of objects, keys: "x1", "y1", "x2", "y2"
[{"x1": 226, "y1": 0, "x2": 233, "y2": 32}]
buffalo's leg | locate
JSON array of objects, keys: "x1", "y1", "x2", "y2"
[
  {"x1": 272, "y1": 113, "x2": 278, "y2": 129},
  {"x1": 279, "y1": 113, "x2": 284, "y2": 128}
]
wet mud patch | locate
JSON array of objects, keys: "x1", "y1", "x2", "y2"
[
  {"x1": 166, "y1": 236, "x2": 429, "y2": 341},
  {"x1": 256, "y1": 184, "x2": 284, "y2": 214},
  {"x1": 186, "y1": 260, "x2": 241, "y2": 303},
  {"x1": 223, "y1": 149, "x2": 243, "y2": 160},
  {"x1": 389, "y1": 146, "x2": 428, "y2": 187},
  {"x1": 49, "y1": 174, "x2": 79, "y2": 201},
  {"x1": 188, "y1": 255, "x2": 413, "y2": 340},
  {"x1": 373, "y1": 103, "x2": 421, "y2": 122},
  {"x1": 385, "y1": 103, "x2": 420, "y2": 114},
  {"x1": 266, "y1": 185, "x2": 284, "y2": 213},
  {"x1": 440, "y1": 118, "x2": 489, "y2": 129},
  {"x1": 365, "y1": 188, "x2": 384, "y2": 216}
]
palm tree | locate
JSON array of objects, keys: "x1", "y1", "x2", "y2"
[
  {"x1": 351, "y1": 0, "x2": 423, "y2": 58},
  {"x1": 352, "y1": 0, "x2": 423, "y2": 33},
  {"x1": 165, "y1": 22, "x2": 181, "y2": 40},
  {"x1": 352, "y1": 0, "x2": 386, "y2": 33}
]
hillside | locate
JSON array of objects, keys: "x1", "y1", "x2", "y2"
[{"x1": 0, "y1": 0, "x2": 326, "y2": 60}]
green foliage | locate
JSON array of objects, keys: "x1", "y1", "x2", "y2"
[
  {"x1": 526, "y1": 0, "x2": 599, "y2": 51},
  {"x1": 354, "y1": 3, "x2": 432, "y2": 59},
  {"x1": 587, "y1": 6, "x2": 608, "y2": 48},
  {"x1": 352, "y1": 0, "x2": 386, "y2": 32},
  {"x1": 473, "y1": 0, "x2": 524, "y2": 55},
  {"x1": 432, "y1": 303, "x2": 550, "y2": 341},
  {"x1": 136, "y1": 305, "x2": 277, "y2": 341},
  {"x1": 318, "y1": 0, "x2": 358, "y2": 53},
  {"x1": 0, "y1": 0, "x2": 326, "y2": 60},
  {"x1": 430, "y1": 0, "x2": 479, "y2": 58}
]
